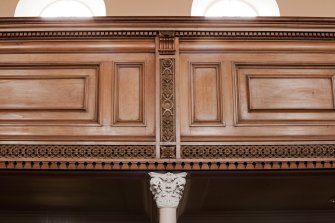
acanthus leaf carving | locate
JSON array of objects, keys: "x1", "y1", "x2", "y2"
[{"x1": 149, "y1": 172, "x2": 187, "y2": 208}]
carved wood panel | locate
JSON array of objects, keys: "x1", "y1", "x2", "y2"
[
  {"x1": 0, "y1": 17, "x2": 335, "y2": 170},
  {"x1": 113, "y1": 62, "x2": 145, "y2": 126},
  {"x1": 180, "y1": 52, "x2": 335, "y2": 142},
  {"x1": 0, "y1": 65, "x2": 98, "y2": 124},
  {"x1": 235, "y1": 64, "x2": 335, "y2": 125},
  {"x1": 190, "y1": 63, "x2": 224, "y2": 126},
  {"x1": 0, "y1": 51, "x2": 155, "y2": 141}
]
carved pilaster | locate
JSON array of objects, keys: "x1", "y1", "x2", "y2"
[
  {"x1": 159, "y1": 31, "x2": 176, "y2": 55},
  {"x1": 160, "y1": 58, "x2": 176, "y2": 142},
  {"x1": 149, "y1": 172, "x2": 187, "y2": 208}
]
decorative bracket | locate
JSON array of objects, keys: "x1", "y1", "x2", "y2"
[{"x1": 158, "y1": 31, "x2": 176, "y2": 55}]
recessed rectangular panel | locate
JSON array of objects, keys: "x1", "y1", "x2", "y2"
[
  {"x1": 235, "y1": 64, "x2": 335, "y2": 125},
  {"x1": 0, "y1": 65, "x2": 99, "y2": 124},
  {"x1": 249, "y1": 77, "x2": 334, "y2": 110},
  {"x1": 191, "y1": 63, "x2": 223, "y2": 125},
  {"x1": 0, "y1": 78, "x2": 85, "y2": 110},
  {"x1": 0, "y1": 53, "x2": 155, "y2": 140},
  {"x1": 114, "y1": 63, "x2": 144, "y2": 125}
]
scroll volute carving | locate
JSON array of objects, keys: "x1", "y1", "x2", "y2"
[
  {"x1": 149, "y1": 172, "x2": 187, "y2": 208},
  {"x1": 159, "y1": 31, "x2": 176, "y2": 55}
]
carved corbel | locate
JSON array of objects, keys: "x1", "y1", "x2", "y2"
[{"x1": 158, "y1": 31, "x2": 176, "y2": 55}]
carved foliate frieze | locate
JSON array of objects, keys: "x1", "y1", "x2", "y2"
[
  {"x1": 0, "y1": 145, "x2": 155, "y2": 159},
  {"x1": 149, "y1": 172, "x2": 187, "y2": 208},
  {"x1": 181, "y1": 144, "x2": 335, "y2": 159},
  {"x1": 160, "y1": 58, "x2": 176, "y2": 142},
  {"x1": 160, "y1": 146, "x2": 176, "y2": 159},
  {"x1": 158, "y1": 31, "x2": 176, "y2": 55}
]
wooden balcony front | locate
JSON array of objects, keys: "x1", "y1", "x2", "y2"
[{"x1": 0, "y1": 17, "x2": 335, "y2": 171}]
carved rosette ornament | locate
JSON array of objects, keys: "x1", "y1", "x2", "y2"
[
  {"x1": 160, "y1": 146, "x2": 176, "y2": 159},
  {"x1": 149, "y1": 172, "x2": 187, "y2": 208}
]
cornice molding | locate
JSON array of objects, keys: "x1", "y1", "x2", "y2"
[
  {"x1": 1, "y1": 17, "x2": 335, "y2": 40},
  {"x1": 176, "y1": 31, "x2": 335, "y2": 40},
  {"x1": 0, "y1": 30, "x2": 157, "y2": 40},
  {"x1": 0, "y1": 30, "x2": 335, "y2": 41}
]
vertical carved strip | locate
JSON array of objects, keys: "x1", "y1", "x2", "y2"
[{"x1": 160, "y1": 58, "x2": 176, "y2": 142}]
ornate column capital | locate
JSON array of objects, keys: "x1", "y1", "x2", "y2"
[{"x1": 149, "y1": 172, "x2": 187, "y2": 208}]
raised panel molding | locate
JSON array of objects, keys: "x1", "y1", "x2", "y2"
[
  {"x1": 113, "y1": 62, "x2": 145, "y2": 126},
  {"x1": 190, "y1": 63, "x2": 224, "y2": 126},
  {"x1": 0, "y1": 64, "x2": 99, "y2": 125},
  {"x1": 1, "y1": 18, "x2": 335, "y2": 170},
  {"x1": 0, "y1": 78, "x2": 86, "y2": 110},
  {"x1": 235, "y1": 64, "x2": 335, "y2": 126},
  {"x1": 248, "y1": 77, "x2": 334, "y2": 110}
]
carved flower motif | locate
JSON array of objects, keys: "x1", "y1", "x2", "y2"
[
  {"x1": 38, "y1": 148, "x2": 47, "y2": 157},
  {"x1": 0, "y1": 148, "x2": 8, "y2": 157},
  {"x1": 302, "y1": 148, "x2": 311, "y2": 156},
  {"x1": 328, "y1": 147, "x2": 335, "y2": 155},
  {"x1": 25, "y1": 148, "x2": 34, "y2": 157},
  {"x1": 78, "y1": 148, "x2": 87, "y2": 157},
  {"x1": 64, "y1": 148, "x2": 73, "y2": 157},
  {"x1": 197, "y1": 147, "x2": 205, "y2": 156},
  {"x1": 119, "y1": 147, "x2": 126, "y2": 156},
  {"x1": 250, "y1": 147, "x2": 259, "y2": 156},
  {"x1": 12, "y1": 148, "x2": 21, "y2": 156},
  {"x1": 132, "y1": 147, "x2": 139, "y2": 156},
  {"x1": 276, "y1": 148, "x2": 286, "y2": 156},
  {"x1": 92, "y1": 148, "x2": 100, "y2": 157},
  {"x1": 314, "y1": 147, "x2": 324, "y2": 156},
  {"x1": 263, "y1": 147, "x2": 272, "y2": 156},
  {"x1": 145, "y1": 147, "x2": 155, "y2": 157},
  {"x1": 182, "y1": 148, "x2": 191, "y2": 157},
  {"x1": 104, "y1": 148, "x2": 113, "y2": 157},
  {"x1": 211, "y1": 147, "x2": 219, "y2": 157},
  {"x1": 162, "y1": 101, "x2": 174, "y2": 110},
  {"x1": 162, "y1": 59, "x2": 173, "y2": 69},
  {"x1": 223, "y1": 148, "x2": 232, "y2": 156},
  {"x1": 289, "y1": 147, "x2": 298, "y2": 157},
  {"x1": 51, "y1": 148, "x2": 61, "y2": 157},
  {"x1": 237, "y1": 148, "x2": 245, "y2": 156}
]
